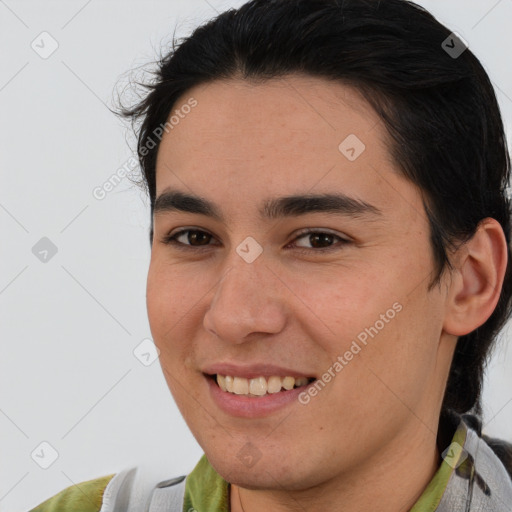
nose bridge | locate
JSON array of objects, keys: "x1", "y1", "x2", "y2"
[{"x1": 204, "y1": 250, "x2": 285, "y2": 342}]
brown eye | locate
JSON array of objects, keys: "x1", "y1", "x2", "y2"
[
  {"x1": 162, "y1": 229, "x2": 217, "y2": 249},
  {"x1": 291, "y1": 230, "x2": 350, "y2": 252}
]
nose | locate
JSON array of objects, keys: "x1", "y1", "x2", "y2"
[{"x1": 203, "y1": 258, "x2": 287, "y2": 344}]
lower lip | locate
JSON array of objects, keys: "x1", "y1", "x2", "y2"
[{"x1": 205, "y1": 374, "x2": 315, "y2": 418}]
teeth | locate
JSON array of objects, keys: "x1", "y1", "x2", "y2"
[
  {"x1": 215, "y1": 374, "x2": 312, "y2": 396},
  {"x1": 233, "y1": 377, "x2": 249, "y2": 395},
  {"x1": 249, "y1": 376, "x2": 267, "y2": 396},
  {"x1": 267, "y1": 375, "x2": 282, "y2": 394},
  {"x1": 282, "y1": 376, "x2": 295, "y2": 390},
  {"x1": 217, "y1": 374, "x2": 227, "y2": 392}
]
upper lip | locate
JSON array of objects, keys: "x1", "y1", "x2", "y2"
[{"x1": 202, "y1": 362, "x2": 315, "y2": 380}]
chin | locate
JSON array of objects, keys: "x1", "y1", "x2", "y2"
[
  {"x1": 209, "y1": 453, "x2": 302, "y2": 490},
  {"x1": 202, "y1": 437, "x2": 328, "y2": 492}
]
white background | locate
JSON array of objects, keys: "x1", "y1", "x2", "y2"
[{"x1": 1, "y1": 1, "x2": 511, "y2": 510}]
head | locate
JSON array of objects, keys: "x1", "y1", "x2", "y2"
[{"x1": 115, "y1": 0, "x2": 512, "y2": 491}]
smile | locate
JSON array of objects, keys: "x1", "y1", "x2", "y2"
[{"x1": 203, "y1": 364, "x2": 319, "y2": 417}]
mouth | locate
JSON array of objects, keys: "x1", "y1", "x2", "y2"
[{"x1": 206, "y1": 373, "x2": 316, "y2": 398}]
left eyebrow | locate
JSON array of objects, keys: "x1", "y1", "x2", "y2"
[{"x1": 153, "y1": 188, "x2": 384, "y2": 222}]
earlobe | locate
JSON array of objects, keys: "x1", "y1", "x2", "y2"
[{"x1": 443, "y1": 218, "x2": 508, "y2": 337}]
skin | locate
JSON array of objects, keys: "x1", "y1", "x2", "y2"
[{"x1": 146, "y1": 74, "x2": 507, "y2": 512}]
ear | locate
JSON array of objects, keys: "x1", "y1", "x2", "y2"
[{"x1": 443, "y1": 218, "x2": 508, "y2": 337}]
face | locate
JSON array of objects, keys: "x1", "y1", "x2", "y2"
[{"x1": 146, "y1": 75, "x2": 455, "y2": 490}]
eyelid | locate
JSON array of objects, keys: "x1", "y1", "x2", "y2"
[
  {"x1": 293, "y1": 227, "x2": 351, "y2": 242},
  {"x1": 166, "y1": 226, "x2": 217, "y2": 242},
  {"x1": 161, "y1": 226, "x2": 352, "y2": 252}
]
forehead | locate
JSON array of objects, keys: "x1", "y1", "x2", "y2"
[
  {"x1": 154, "y1": 75, "x2": 422, "y2": 226},
  {"x1": 157, "y1": 75, "x2": 385, "y2": 166}
]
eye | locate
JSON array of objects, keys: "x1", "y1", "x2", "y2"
[
  {"x1": 291, "y1": 229, "x2": 351, "y2": 252},
  {"x1": 161, "y1": 228, "x2": 217, "y2": 250},
  {"x1": 160, "y1": 228, "x2": 351, "y2": 253}
]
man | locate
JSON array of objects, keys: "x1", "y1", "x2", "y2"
[{"x1": 29, "y1": 0, "x2": 512, "y2": 510}]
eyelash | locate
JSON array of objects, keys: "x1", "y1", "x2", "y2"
[{"x1": 160, "y1": 228, "x2": 351, "y2": 254}]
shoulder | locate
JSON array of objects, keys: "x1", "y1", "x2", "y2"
[
  {"x1": 482, "y1": 433, "x2": 512, "y2": 479},
  {"x1": 28, "y1": 466, "x2": 189, "y2": 512},
  {"x1": 461, "y1": 413, "x2": 512, "y2": 480},
  {"x1": 28, "y1": 472, "x2": 116, "y2": 512}
]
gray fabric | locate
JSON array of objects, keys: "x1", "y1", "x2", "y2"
[
  {"x1": 99, "y1": 468, "x2": 187, "y2": 512},
  {"x1": 99, "y1": 467, "x2": 137, "y2": 512},
  {"x1": 146, "y1": 476, "x2": 187, "y2": 512},
  {"x1": 436, "y1": 420, "x2": 512, "y2": 511}
]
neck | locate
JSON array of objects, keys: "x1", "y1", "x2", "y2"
[{"x1": 230, "y1": 424, "x2": 441, "y2": 512}]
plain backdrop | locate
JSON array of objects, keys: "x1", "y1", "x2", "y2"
[{"x1": 1, "y1": 1, "x2": 511, "y2": 510}]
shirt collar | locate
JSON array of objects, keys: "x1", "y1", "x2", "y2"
[{"x1": 433, "y1": 415, "x2": 512, "y2": 512}]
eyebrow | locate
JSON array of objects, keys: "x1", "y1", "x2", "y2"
[{"x1": 153, "y1": 189, "x2": 383, "y2": 222}]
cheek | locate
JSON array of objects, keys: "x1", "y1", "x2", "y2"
[
  {"x1": 146, "y1": 260, "x2": 199, "y2": 331},
  {"x1": 306, "y1": 265, "x2": 437, "y2": 399},
  {"x1": 146, "y1": 259, "x2": 220, "y2": 383},
  {"x1": 342, "y1": 294, "x2": 442, "y2": 416},
  {"x1": 299, "y1": 267, "x2": 400, "y2": 347},
  {"x1": 146, "y1": 262, "x2": 193, "y2": 364}
]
